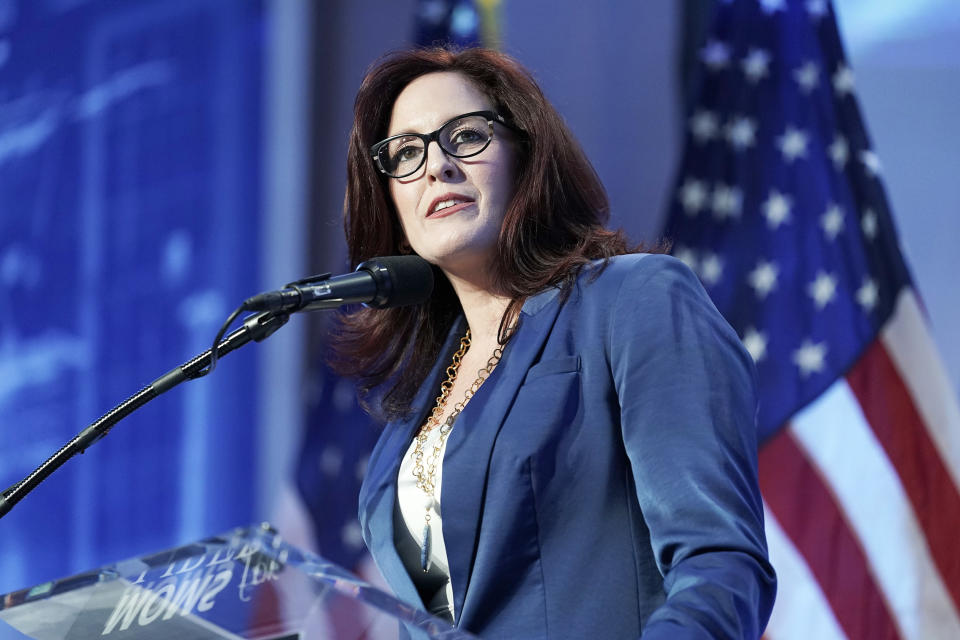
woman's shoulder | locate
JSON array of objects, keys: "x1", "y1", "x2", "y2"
[
  {"x1": 579, "y1": 252, "x2": 703, "y2": 298},
  {"x1": 521, "y1": 252, "x2": 707, "y2": 320},
  {"x1": 583, "y1": 252, "x2": 746, "y2": 363},
  {"x1": 575, "y1": 252, "x2": 729, "y2": 338}
]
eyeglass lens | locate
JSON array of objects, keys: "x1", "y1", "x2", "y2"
[{"x1": 378, "y1": 115, "x2": 492, "y2": 177}]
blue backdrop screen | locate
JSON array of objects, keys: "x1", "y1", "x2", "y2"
[{"x1": 0, "y1": 0, "x2": 264, "y2": 594}]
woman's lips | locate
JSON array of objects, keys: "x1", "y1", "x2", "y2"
[{"x1": 426, "y1": 200, "x2": 475, "y2": 219}]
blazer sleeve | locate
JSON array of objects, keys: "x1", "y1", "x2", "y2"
[{"x1": 608, "y1": 255, "x2": 777, "y2": 639}]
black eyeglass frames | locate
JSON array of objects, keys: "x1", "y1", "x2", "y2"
[{"x1": 370, "y1": 110, "x2": 520, "y2": 179}]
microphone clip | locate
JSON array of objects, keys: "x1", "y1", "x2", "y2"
[{"x1": 241, "y1": 272, "x2": 332, "y2": 313}]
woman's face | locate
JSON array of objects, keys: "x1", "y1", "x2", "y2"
[{"x1": 385, "y1": 71, "x2": 516, "y2": 281}]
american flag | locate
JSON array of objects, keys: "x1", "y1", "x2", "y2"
[{"x1": 664, "y1": 1, "x2": 960, "y2": 638}]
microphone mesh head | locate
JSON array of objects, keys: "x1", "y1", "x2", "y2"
[{"x1": 356, "y1": 255, "x2": 434, "y2": 308}]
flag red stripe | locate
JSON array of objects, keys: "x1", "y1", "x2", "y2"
[
  {"x1": 846, "y1": 340, "x2": 960, "y2": 610},
  {"x1": 759, "y1": 427, "x2": 901, "y2": 640}
]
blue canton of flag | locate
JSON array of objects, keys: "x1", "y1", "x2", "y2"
[
  {"x1": 665, "y1": 0, "x2": 910, "y2": 443},
  {"x1": 296, "y1": 357, "x2": 380, "y2": 570}
]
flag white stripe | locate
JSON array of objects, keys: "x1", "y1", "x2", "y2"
[
  {"x1": 762, "y1": 506, "x2": 845, "y2": 640},
  {"x1": 790, "y1": 379, "x2": 960, "y2": 639},
  {"x1": 881, "y1": 288, "x2": 960, "y2": 490}
]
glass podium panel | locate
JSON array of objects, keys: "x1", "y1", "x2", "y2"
[{"x1": 0, "y1": 524, "x2": 473, "y2": 640}]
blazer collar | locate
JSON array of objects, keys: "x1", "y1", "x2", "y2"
[{"x1": 521, "y1": 284, "x2": 561, "y2": 316}]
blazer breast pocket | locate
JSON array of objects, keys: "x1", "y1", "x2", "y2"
[
  {"x1": 504, "y1": 355, "x2": 583, "y2": 458},
  {"x1": 521, "y1": 355, "x2": 581, "y2": 384}
]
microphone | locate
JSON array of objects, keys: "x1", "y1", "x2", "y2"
[{"x1": 243, "y1": 255, "x2": 434, "y2": 313}]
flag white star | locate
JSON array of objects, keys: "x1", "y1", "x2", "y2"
[
  {"x1": 342, "y1": 521, "x2": 366, "y2": 550},
  {"x1": 742, "y1": 49, "x2": 771, "y2": 83},
  {"x1": 320, "y1": 446, "x2": 343, "y2": 475},
  {"x1": 355, "y1": 454, "x2": 370, "y2": 481},
  {"x1": 793, "y1": 339, "x2": 828, "y2": 377},
  {"x1": 333, "y1": 378, "x2": 357, "y2": 412},
  {"x1": 450, "y1": 4, "x2": 478, "y2": 37},
  {"x1": 418, "y1": 0, "x2": 448, "y2": 24},
  {"x1": 807, "y1": 0, "x2": 828, "y2": 18},
  {"x1": 726, "y1": 116, "x2": 757, "y2": 150},
  {"x1": 701, "y1": 40, "x2": 731, "y2": 70},
  {"x1": 742, "y1": 327, "x2": 769, "y2": 363},
  {"x1": 857, "y1": 278, "x2": 879, "y2": 312},
  {"x1": 747, "y1": 260, "x2": 779, "y2": 299},
  {"x1": 674, "y1": 246, "x2": 699, "y2": 272},
  {"x1": 689, "y1": 109, "x2": 720, "y2": 143},
  {"x1": 699, "y1": 252, "x2": 724, "y2": 286},
  {"x1": 679, "y1": 178, "x2": 709, "y2": 215},
  {"x1": 861, "y1": 209, "x2": 878, "y2": 240},
  {"x1": 777, "y1": 126, "x2": 809, "y2": 162},
  {"x1": 712, "y1": 184, "x2": 743, "y2": 220},
  {"x1": 829, "y1": 135, "x2": 849, "y2": 170},
  {"x1": 760, "y1": 0, "x2": 786, "y2": 14},
  {"x1": 820, "y1": 203, "x2": 844, "y2": 240},
  {"x1": 763, "y1": 190, "x2": 793, "y2": 228},
  {"x1": 833, "y1": 64, "x2": 855, "y2": 96},
  {"x1": 794, "y1": 61, "x2": 819, "y2": 93},
  {"x1": 860, "y1": 149, "x2": 882, "y2": 176},
  {"x1": 808, "y1": 271, "x2": 838, "y2": 309}
]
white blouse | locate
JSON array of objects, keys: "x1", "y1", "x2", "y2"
[{"x1": 394, "y1": 421, "x2": 455, "y2": 622}]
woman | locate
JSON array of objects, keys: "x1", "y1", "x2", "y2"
[{"x1": 333, "y1": 47, "x2": 776, "y2": 639}]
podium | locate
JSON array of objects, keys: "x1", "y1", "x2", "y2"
[{"x1": 0, "y1": 524, "x2": 472, "y2": 639}]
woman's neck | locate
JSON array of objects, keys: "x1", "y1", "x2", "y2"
[{"x1": 444, "y1": 270, "x2": 512, "y2": 347}]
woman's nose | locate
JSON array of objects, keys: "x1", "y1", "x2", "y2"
[{"x1": 424, "y1": 140, "x2": 459, "y2": 182}]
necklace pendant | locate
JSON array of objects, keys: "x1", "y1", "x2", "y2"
[
  {"x1": 440, "y1": 414, "x2": 455, "y2": 435},
  {"x1": 420, "y1": 521, "x2": 432, "y2": 573}
]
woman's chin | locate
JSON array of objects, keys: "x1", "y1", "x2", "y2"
[{"x1": 430, "y1": 252, "x2": 497, "y2": 285}]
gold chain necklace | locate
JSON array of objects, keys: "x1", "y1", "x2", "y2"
[{"x1": 411, "y1": 328, "x2": 505, "y2": 572}]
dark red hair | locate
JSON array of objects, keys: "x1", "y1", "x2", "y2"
[{"x1": 331, "y1": 47, "x2": 642, "y2": 420}]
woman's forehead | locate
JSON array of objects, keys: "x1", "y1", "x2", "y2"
[{"x1": 387, "y1": 71, "x2": 494, "y2": 136}]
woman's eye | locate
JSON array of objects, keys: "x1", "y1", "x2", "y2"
[
  {"x1": 392, "y1": 145, "x2": 422, "y2": 164},
  {"x1": 451, "y1": 128, "x2": 484, "y2": 145}
]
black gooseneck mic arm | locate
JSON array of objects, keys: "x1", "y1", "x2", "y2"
[{"x1": 0, "y1": 310, "x2": 289, "y2": 520}]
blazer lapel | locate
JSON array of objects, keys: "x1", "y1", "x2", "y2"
[
  {"x1": 359, "y1": 317, "x2": 468, "y2": 609},
  {"x1": 357, "y1": 425, "x2": 421, "y2": 608},
  {"x1": 441, "y1": 287, "x2": 563, "y2": 622}
]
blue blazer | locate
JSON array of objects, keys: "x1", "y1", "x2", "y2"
[{"x1": 359, "y1": 254, "x2": 776, "y2": 639}]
